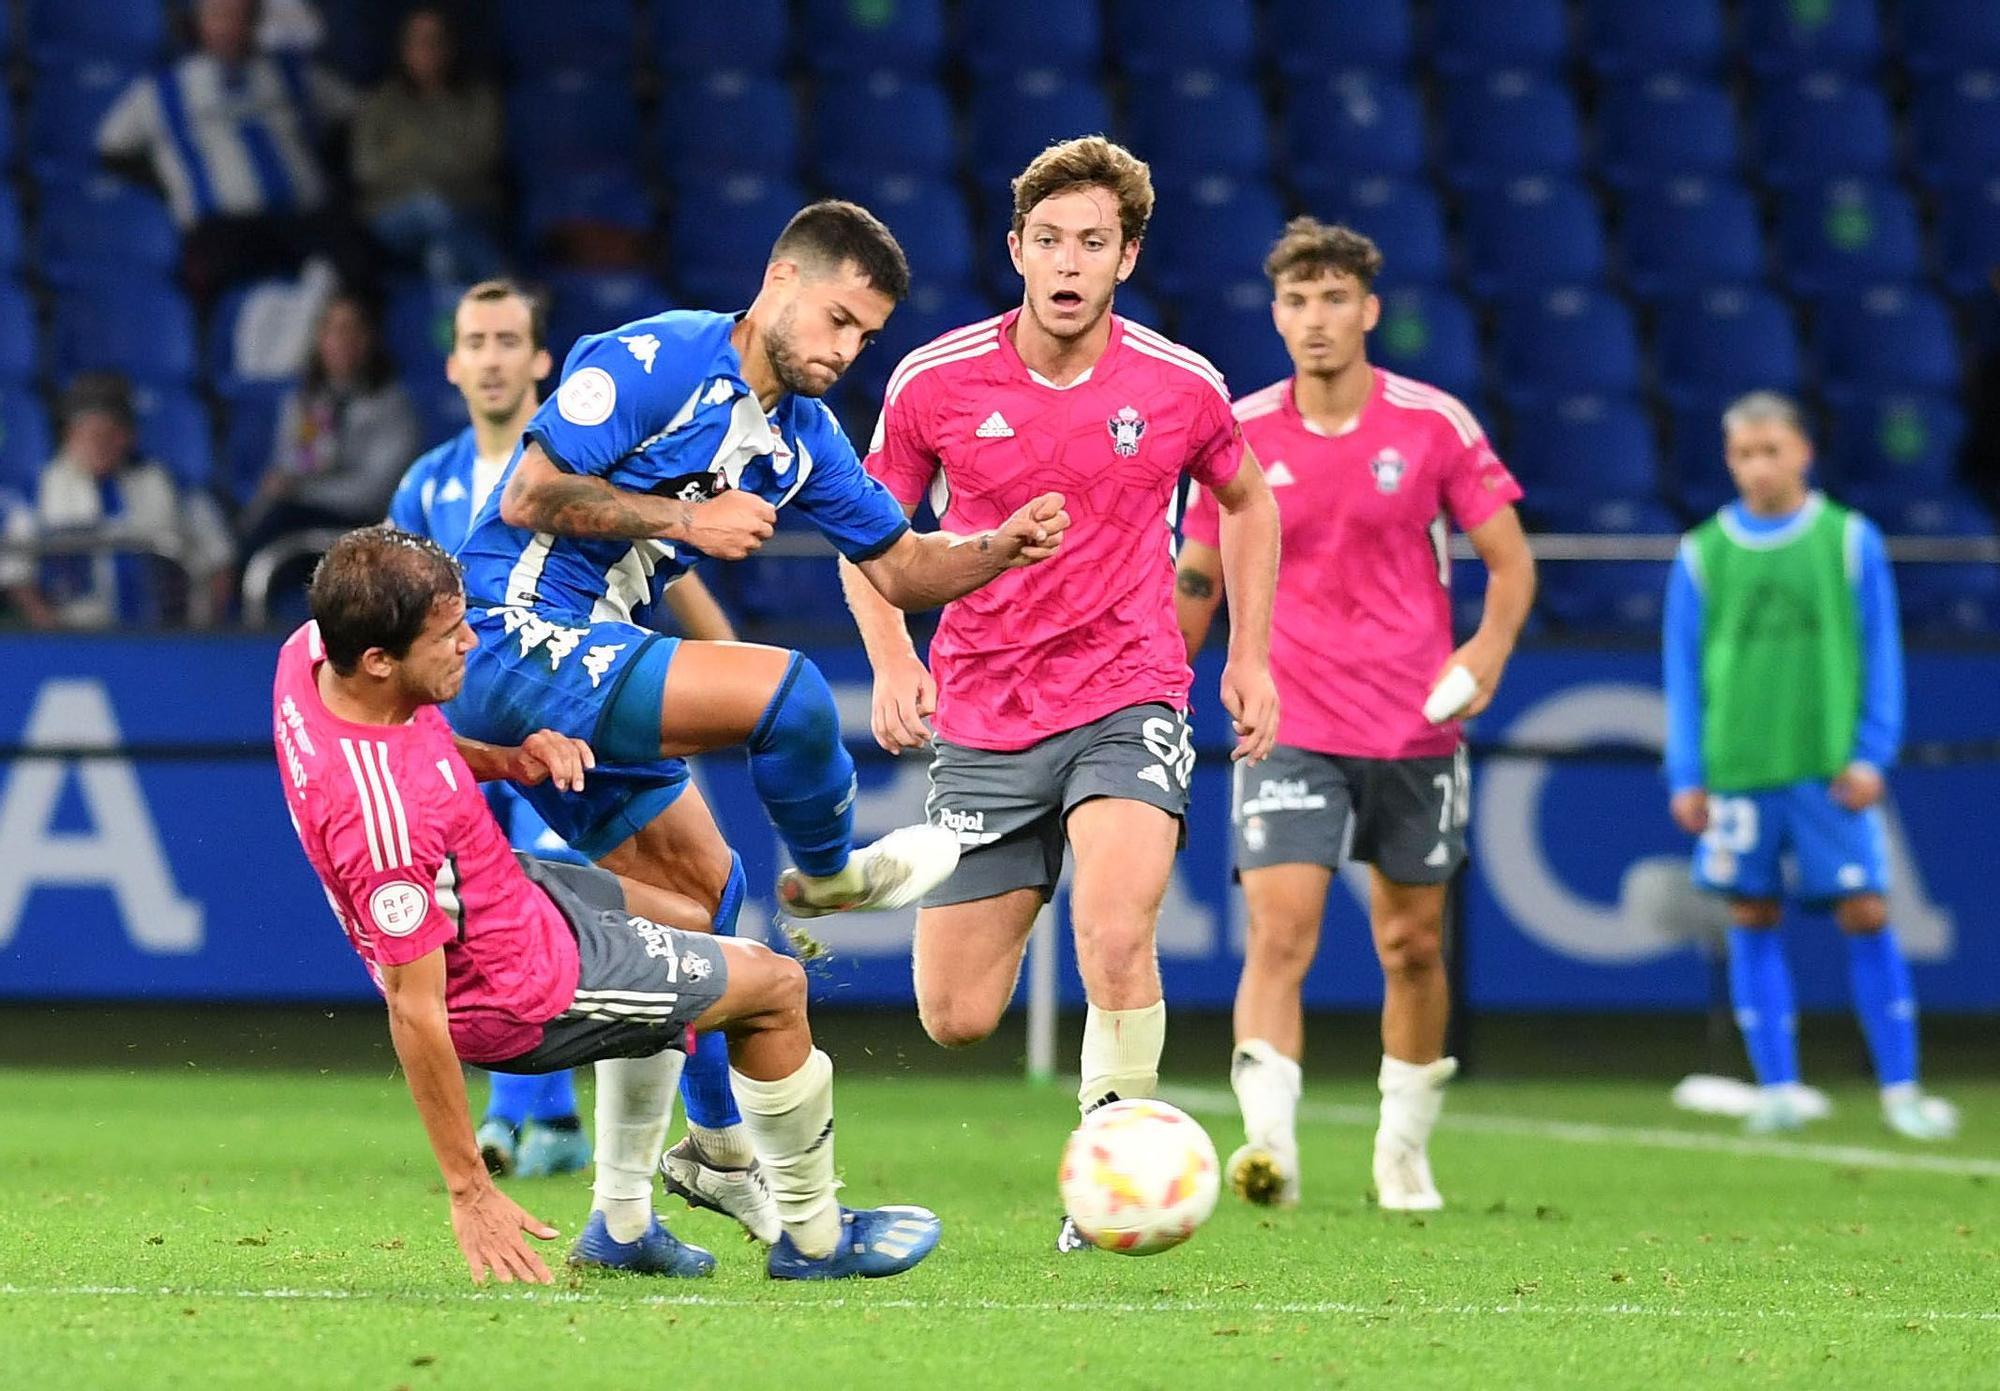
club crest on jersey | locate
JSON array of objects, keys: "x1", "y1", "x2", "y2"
[
  {"x1": 1107, "y1": 406, "x2": 1148, "y2": 457},
  {"x1": 1369, "y1": 448, "x2": 1408, "y2": 494}
]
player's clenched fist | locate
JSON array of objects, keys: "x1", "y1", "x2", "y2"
[
  {"x1": 677, "y1": 489, "x2": 778, "y2": 559},
  {"x1": 1669, "y1": 788, "x2": 1710, "y2": 835},
  {"x1": 999, "y1": 492, "x2": 1071, "y2": 566}
]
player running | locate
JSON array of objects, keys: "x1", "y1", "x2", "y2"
[
  {"x1": 1664, "y1": 391, "x2": 1956, "y2": 1141},
  {"x1": 1177, "y1": 219, "x2": 1535, "y2": 1212},
  {"x1": 275, "y1": 526, "x2": 942, "y2": 1284},
  {"x1": 843, "y1": 137, "x2": 1281, "y2": 1252}
]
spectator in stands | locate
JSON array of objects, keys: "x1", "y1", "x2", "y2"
[
  {"x1": 1, "y1": 487, "x2": 53, "y2": 628},
  {"x1": 354, "y1": 6, "x2": 506, "y2": 286},
  {"x1": 237, "y1": 295, "x2": 419, "y2": 565},
  {"x1": 95, "y1": 0, "x2": 371, "y2": 310},
  {"x1": 27, "y1": 375, "x2": 233, "y2": 628}
]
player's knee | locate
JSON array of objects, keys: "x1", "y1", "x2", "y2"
[
  {"x1": 1375, "y1": 916, "x2": 1442, "y2": 978},
  {"x1": 1073, "y1": 916, "x2": 1156, "y2": 989},
  {"x1": 918, "y1": 992, "x2": 999, "y2": 1049},
  {"x1": 731, "y1": 943, "x2": 807, "y2": 1027},
  {"x1": 1244, "y1": 915, "x2": 1319, "y2": 982},
  {"x1": 751, "y1": 651, "x2": 839, "y2": 753},
  {"x1": 1835, "y1": 894, "x2": 1889, "y2": 935},
  {"x1": 1730, "y1": 898, "x2": 1783, "y2": 929}
]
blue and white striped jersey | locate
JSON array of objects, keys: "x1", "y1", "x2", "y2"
[
  {"x1": 457, "y1": 309, "x2": 909, "y2": 623},
  {"x1": 387, "y1": 427, "x2": 508, "y2": 556}
]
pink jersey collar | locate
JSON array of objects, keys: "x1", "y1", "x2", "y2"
[
  {"x1": 994, "y1": 306, "x2": 1128, "y2": 389},
  {"x1": 1284, "y1": 365, "x2": 1385, "y2": 439}
]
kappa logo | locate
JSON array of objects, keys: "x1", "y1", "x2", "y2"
[
  {"x1": 1107, "y1": 405, "x2": 1148, "y2": 457},
  {"x1": 495, "y1": 607, "x2": 588, "y2": 670},
  {"x1": 975, "y1": 411, "x2": 1014, "y2": 438},
  {"x1": 704, "y1": 379, "x2": 735, "y2": 406},
  {"x1": 620, "y1": 333, "x2": 661, "y2": 374},
  {"x1": 437, "y1": 477, "x2": 467, "y2": 504},
  {"x1": 582, "y1": 643, "x2": 627, "y2": 689},
  {"x1": 1264, "y1": 460, "x2": 1296, "y2": 487},
  {"x1": 1369, "y1": 448, "x2": 1408, "y2": 494}
]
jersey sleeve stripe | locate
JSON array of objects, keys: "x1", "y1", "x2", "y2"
[
  {"x1": 883, "y1": 338, "x2": 1002, "y2": 408},
  {"x1": 1125, "y1": 337, "x2": 1229, "y2": 399},
  {"x1": 1381, "y1": 376, "x2": 1484, "y2": 447},
  {"x1": 338, "y1": 737, "x2": 386, "y2": 872},
  {"x1": 368, "y1": 740, "x2": 415, "y2": 868},
  {"x1": 1232, "y1": 380, "x2": 1290, "y2": 421},
  {"x1": 880, "y1": 317, "x2": 1003, "y2": 397},
  {"x1": 1123, "y1": 322, "x2": 1230, "y2": 395},
  {"x1": 353, "y1": 738, "x2": 408, "y2": 870}
]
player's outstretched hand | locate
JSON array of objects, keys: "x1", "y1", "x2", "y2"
[
  {"x1": 511, "y1": 730, "x2": 596, "y2": 792},
  {"x1": 998, "y1": 492, "x2": 1071, "y2": 567},
  {"x1": 680, "y1": 490, "x2": 777, "y2": 560},
  {"x1": 1831, "y1": 761, "x2": 1885, "y2": 812},
  {"x1": 1220, "y1": 658, "x2": 1279, "y2": 764},
  {"x1": 871, "y1": 653, "x2": 937, "y2": 755},
  {"x1": 1670, "y1": 788, "x2": 1710, "y2": 835},
  {"x1": 450, "y1": 1182, "x2": 558, "y2": 1286}
]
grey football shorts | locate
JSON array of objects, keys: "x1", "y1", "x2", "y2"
[
  {"x1": 921, "y1": 702, "x2": 1195, "y2": 907},
  {"x1": 493, "y1": 853, "x2": 730, "y2": 1073},
  {"x1": 1232, "y1": 745, "x2": 1470, "y2": 885}
]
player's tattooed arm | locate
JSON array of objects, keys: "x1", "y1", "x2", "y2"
[
  {"x1": 499, "y1": 443, "x2": 775, "y2": 559},
  {"x1": 1174, "y1": 539, "x2": 1225, "y2": 658},
  {"x1": 856, "y1": 492, "x2": 1071, "y2": 610}
]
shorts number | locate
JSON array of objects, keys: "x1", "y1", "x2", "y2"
[
  {"x1": 1431, "y1": 749, "x2": 1470, "y2": 834},
  {"x1": 1704, "y1": 796, "x2": 1759, "y2": 854},
  {"x1": 1142, "y1": 716, "x2": 1196, "y2": 791}
]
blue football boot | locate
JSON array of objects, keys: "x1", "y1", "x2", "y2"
[
  {"x1": 475, "y1": 1119, "x2": 517, "y2": 1177},
  {"x1": 567, "y1": 1211, "x2": 716, "y2": 1278},
  {"x1": 767, "y1": 1205, "x2": 941, "y2": 1280},
  {"x1": 515, "y1": 1122, "x2": 592, "y2": 1178}
]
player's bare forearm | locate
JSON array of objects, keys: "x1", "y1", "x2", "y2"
[
  {"x1": 1175, "y1": 539, "x2": 1225, "y2": 658},
  {"x1": 382, "y1": 953, "x2": 488, "y2": 1198},
  {"x1": 663, "y1": 574, "x2": 737, "y2": 642},
  {"x1": 839, "y1": 555, "x2": 920, "y2": 664},
  {"x1": 857, "y1": 528, "x2": 1011, "y2": 609},
  {"x1": 450, "y1": 734, "x2": 515, "y2": 782},
  {"x1": 1214, "y1": 455, "x2": 1280, "y2": 665},
  {"x1": 499, "y1": 442, "x2": 692, "y2": 541},
  {"x1": 1468, "y1": 506, "x2": 1536, "y2": 651}
]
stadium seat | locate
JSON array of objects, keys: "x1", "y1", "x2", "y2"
[
  {"x1": 1269, "y1": 0, "x2": 1412, "y2": 78},
  {"x1": 1126, "y1": 71, "x2": 1271, "y2": 189},
  {"x1": 0, "y1": 281, "x2": 37, "y2": 384},
  {"x1": 408, "y1": 378, "x2": 470, "y2": 453},
  {"x1": 504, "y1": 70, "x2": 641, "y2": 175},
  {"x1": 1860, "y1": 490, "x2": 2000, "y2": 635},
  {"x1": 52, "y1": 282, "x2": 197, "y2": 386},
  {"x1": 1370, "y1": 287, "x2": 1481, "y2": 401},
  {"x1": 34, "y1": 178, "x2": 179, "y2": 287},
  {"x1": 0, "y1": 188, "x2": 22, "y2": 276},
  {"x1": 1491, "y1": 290, "x2": 1642, "y2": 409},
  {"x1": 1913, "y1": 69, "x2": 2000, "y2": 191},
  {"x1": 1617, "y1": 178, "x2": 1764, "y2": 301},
  {"x1": 1139, "y1": 178, "x2": 1285, "y2": 302},
  {"x1": 968, "y1": 72, "x2": 1114, "y2": 189},
  {"x1": 842, "y1": 282, "x2": 997, "y2": 409},
  {"x1": 1825, "y1": 395, "x2": 1967, "y2": 496},
  {"x1": 840, "y1": 177, "x2": 976, "y2": 291},
  {"x1": 800, "y1": 0, "x2": 945, "y2": 75},
  {"x1": 382, "y1": 278, "x2": 458, "y2": 385},
  {"x1": 1317, "y1": 178, "x2": 1450, "y2": 290},
  {"x1": 655, "y1": 0, "x2": 788, "y2": 74},
  {"x1": 1596, "y1": 76, "x2": 1739, "y2": 191},
  {"x1": 1741, "y1": 0, "x2": 1882, "y2": 77},
  {"x1": 1815, "y1": 287, "x2": 1962, "y2": 406},
  {"x1": 815, "y1": 75, "x2": 956, "y2": 188},
  {"x1": 960, "y1": 0, "x2": 1101, "y2": 79},
  {"x1": 1655, "y1": 286, "x2": 1803, "y2": 410},
  {"x1": 656, "y1": 73, "x2": 798, "y2": 183},
  {"x1": 521, "y1": 162, "x2": 653, "y2": 247},
  {"x1": 221, "y1": 382, "x2": 288, "y2": 504},
  {"x1": 26, "y1": 0, "x2": 165, "y2": 63},
  {"x1": 1460, "y1": 177, "x2": 1607, "y2": 300},
  {"x1": 25, "y1": 55, "x2": 144, "y2": 176},
  {"x1": 0, "y1": 388, "x2": 53, "y2": 490},
  {"x1": 1775, "y1": 180, "x2": 1922, "y2": 302},
  {"x1": 1106, "y1": 0, "x2": 1256, "y2": 76},
  {"x1": 1284, "y1": 73, "x2": 1427, "y2": 197},
  {"x1": 1181, "y1": 290, "x2": 1295, "y2": 396},
  {"x1": 1935, "y1": 179, "x2": 2000, "y2": 299},
  {"x1": 1666, "y1": 403, "x2": 1743, "y2": 516},
  {"x1": 544, "y1": 271, "x2": 673, "y2": 373},
  {"x1": 0, "y1": 87, "x2": 12, "y2": 168},
  {"x1": 1902, "y1": 0, "x2": 2000, "y2": 78},
  {"x1": 1584, "y1": 0, "x2": 1724, "y2": 77},
  {"x1": 668, "y1": 176, "x2": 810, "y2": 307},
  {"x1": 1431, "y1": 0, "x2": 1568, "y2": 76},
  {"x1": 1536, "y1": 554, "x2": 1676, "y2": 632},
  {"x1": 1754, "y1": 73, "x2": 1894, "y2": 190},
  {"x1": 1507, "y1": 394, "x2": 1662, "y2": 502},
  {"x1": 1440, "y1": 72, "x2": 1582, "y2": 192},
  {"x1": 497, "y1": 0, "x2": 634, "y2": 74},
  {"x1": 130, "y1": 386, "x2": 216, "y2": 491},
  {"x1": 1113, "y1": 284, "x2": 1165, "y2": 331}
]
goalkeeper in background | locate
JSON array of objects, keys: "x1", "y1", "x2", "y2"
[{"x1": 1664, "y1": 391, "x2": 1956, "y2": 1140}]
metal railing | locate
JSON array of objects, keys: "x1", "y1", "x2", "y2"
[
  {"x1": 240, "y1": 528, "x2": 346, "y2": 626},
  {"x1": 0, "y1": 534, "x2": 223, "y2": 626}
]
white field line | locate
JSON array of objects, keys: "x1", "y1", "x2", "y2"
[
  {"x1": 0, "y1": 1284, "x2": 1994, "y2": 1323},
  {"x1": 1164, "y1": 1086, "x2": 2000, "y2": 1180}
]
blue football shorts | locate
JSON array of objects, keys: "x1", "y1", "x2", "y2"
[{"x1": 1692, "y1": 778, "x2": 1891, "y2": 903}]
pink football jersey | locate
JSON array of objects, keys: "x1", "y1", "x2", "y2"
[
  {"x1": 866, "y1": 310, "x2": 1243, "y2": 750},
  {"x1": 1184, "y1": 370, "x2": 1523, "y2": 761},
  {"x1": 272, "y1": 623, "x2": 577, "y2": 1063}
]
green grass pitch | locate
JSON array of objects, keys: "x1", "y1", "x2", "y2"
[{"x1": 4, "y1": 1067, "x2": 1995, "y2": 1389}]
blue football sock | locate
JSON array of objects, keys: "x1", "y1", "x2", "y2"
[
  {"x1": 527, "y1": 1068, "x2": 580, "y2": 1123},
  {"x1": 1727, "y1": 926, "x2": 1800, "y2": 1087},
  {"x1": 748, "y1": 653, "x2": 855, "y2": 879},
  {"x1": 484, "y1": 1070, "x2": 538, "y2": 1128},
  {"x1": 679, "y1": 851, "x2": 744, "y2": 1130},
  {"x1": 1845, "y1": 926, "x2": 1919, "y2": 1088}
]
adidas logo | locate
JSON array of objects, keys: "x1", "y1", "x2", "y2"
[
  {"x1": 975, "y1": 411, "x2": 1014, "y2": 438},
  {"x1": 1265, "y1": 460, "x2": 1297, "y2": 487}
]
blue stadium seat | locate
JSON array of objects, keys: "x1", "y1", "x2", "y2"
[
  {"x1": 1584, "y1": 0, "x2": 1724, "y2": 77},
  {"x1": 1270, "y1": 0, "x2": 1413, "y2": 78},
  {"x1": 497, "y1": 0, "x2": 635, "y2": 73},
  {"x1": 1935, "y1": 179, "x2": 2000, "y2": 299},
  {"x1": 1775, "y1": 180, "x2": 1922, "y2": 301},
  {"x1": 800, "y1": 0, "x2": 945, "y2": 75},
  {"x1": 1902, "y1": 0, "x2": 2000, "y2": 78},
  {"x1": 1666, "y1": 403, "x2": 1744, "y2": 516},
  {"x1": 0, "y1": 282, "x2": 37, "y2": 384},
  {"x1": 0, "y1": 189, "x2": 23, "y2": 276},
  {"x1": 1816, "y1": 286, "x2": 1961, "y2": 406},
  {"x1": 27, "y1": 0, "x2": 165, "y2": 63},
  {"x1": 656, "y1": 73, "x2": 797, "y2": 183},
  {"x1": 1913, "y1": 69, "x2": 2000, "y2": 191},
  {"x1": 843, "y1": 177, "x2": 976, "y2": 291},
  {"x1": 1507, "y1": 394, "x2": 1661, "y2": 501},
  {"x1": 52, "y1": 282, "x2": 197, "y2": 386},
  {"x1": 1754, "y1": 73, "x2": 1894, "y2": 190},
  {"x1": 521, "y1": 163, "x2": 653, "y2": 244},
  {"x1": 130, "y1": 386, "x2": 216, "y2": 490},
  {"x1": 1440, "y1": 72, "x2": 1582, "y2": 192},
  {"x1": 1431, "y1": 0, "x2": 1568, "y2": 76},
  {"x1": 1537, "y1": 553, "x2": 1677, "y2": 632},
  {"x1": 1140, "y1": 178, "x2": 1285, "y2": 302},
  {"x1": 505, "y1": 70, "x2": 641, "y2": 174},
  {"x1": 1860, "y1": 491, "x2": 2000, "y2": 635},
  {"x1": 1491, "y1": 290, "x2": 1641, "y2": 409},
  {"x1": 1107, "y1": 0, "x2": 1255, "y2": 76},
  {"x1": 409, "y1": 378, "x2": 470, "y2": 453},
  {"x1": 961, "y1": 0, "x2": 1101, "y2": 79},
  {"x1": 1182, "y1": 291, "x2": 1295, "y2": 396},
  {"x1": 1371, "y1": 287, "x2": 1481, "y2": 400},
  {"x1": 1285, "y1": 73, "x2": 1427, "y2": 197},
  {"x1": 0, "y1": 86, "x2": 12, "y2": 168},
  {"x1": 221, "y1": 382, "x2": 288, "y2": 504},
  {"x1": 1460, "y1": 178, "x2": 1607, "y2": 300},
  {"x1": 1826, "y1": 395, "x2": 1966, "y2": 496},
  {"x1": 0, "y1": 388, "x2": 53, "y2": 490},
  {"x1": 669, "y1": 176, "x2": 809, "y2": 307},
  {"x1": 1597, "y1": 76, "x2": 1739, "y2": 190},
  {"x1": 25, "y1": 55, "x2": 144, "y2": 175},
  {"x1": 1114, "y1": 284, "x2": 1165, "y2": 331},
  {"x1": 544, "y1": 271, "x2": 673, "y2": 373},
  {"x1": 1655, "y1": 286, "x2": 1803, "y2": 410},
  {"x1": 968, "y1": 72, "x2": 1114, "y2": 189},
  {"x1": 1617, "y1": 178, "x2": 1764, "y2": 300},
  {"x1": 1128, "y1": 71, "x2": 1270, "y2": 189},
  {"x1": 845, "y1": 283, "x2": 998, "y2": 403},
  {"x1": 654, "y1": 0, "x2": 788, "y2": 74},
  {"x1": 1741, "y1": 0, "x2": 1881, "y2": 77},
  {"x1": 382, "y1": 278, "x2": 457, "y2": 383},
  {"x1": 1318, "y1": 178, "x2": 1450, "y2": 289},
  {"x1": 35, "y1": 178, "x2": 179, "y2": 287},
  {"x1": 815, "y1": 75, "x2": 955, "y2": 188}
]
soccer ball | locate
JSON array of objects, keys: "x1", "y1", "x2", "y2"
[{"x1": 1058, "y1": 1098, "x2": 1219, "y2": 1255}]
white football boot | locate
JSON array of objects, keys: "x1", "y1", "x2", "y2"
[{"x1": 778, "y1": 825, "x2": 961, "y2": 919}]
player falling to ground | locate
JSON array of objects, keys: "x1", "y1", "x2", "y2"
[
  {"x1": 843, "y1": 137, "x2": 1281, "y2": 1253},
  {"x1": 1177, "y1": 220, "x2": 1536, "y2": 1212},
  {"x1": 388, "y1": 280, "x2": 738, "y2": 1185},
  {"x1": 1664, "y1": 392, "x2": 1956, "y2": 1141},
  {"x1": 274, "y1": 526, "x2": 942, "y2": 1283},
  {"x1": 448, "y1": 203, "x2": 1070, "y2": 1240}
]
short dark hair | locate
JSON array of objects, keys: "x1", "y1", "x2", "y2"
[
  {"x1": 308, "y1": 526, "x2": 464, "y2": 674},
  {"x1": 1263, "y1": 217, "x2": 1385, "y2": 291},
  {"x1": 458, "y1": 278, "x2": 548, "y2": 350},
  {"x1": 769, "y1": 199, "x2": 911, "y2": 302}
]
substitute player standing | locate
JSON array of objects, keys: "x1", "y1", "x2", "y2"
[
  {"x1": 1664, "y1": 391, "x2": 1955, "y2": 1141},
  {"x1": 1177, "y1": 219, "x2": 1535, "y2": 1212},
  {"x1": 844, "y1": 137, "x2": 1281, "y2": 1252}
]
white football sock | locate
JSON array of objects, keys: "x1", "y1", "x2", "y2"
[
  {"x1": 1231, "y1": 1038, "x2": 1302, "y2": 1152},
  {"x1": 1078, "y1": 1000, "x2": 1166, "y2": 1115},
  {"x1": 592, "y1": 1050, "x2": 684, "y2": 1242},
  {"x1": 732, "y1": 1049, "x2": 840, "y2": 1258},
  {"x1": 1377, "y1": 1053, "x2": 1456, "y2": 1153},
  {"x1": 687, "y1": 1121, "x2": 757, "y2": 1169}
]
